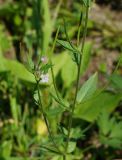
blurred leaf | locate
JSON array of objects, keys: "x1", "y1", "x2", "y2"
[
  {"x1": 9, "y1": 96, "x2": 19, "y2": 127},
  {"x1": 50, "y1": 92, "x2": 69, "y2": 109},
  {"x1": 57, "y1": 40, "x2": 77, "y2": 53},
  {"x1": 0, "y1": 140, "x2": 12, "y2": 157},
  {"x1": 67, "y1": 141, "x2": 76, "y2": 153},
  {"x1": 75, "y1": 92, "x2": 122, "y2": 122},
  {"x1": 109, "y1": 74, "x2": 122, "y2": 89},
  {"x1": 51, "y1": 51, "x2": 78, "y2": 86},
  {"x1": 77, "y1": 72, "x2": 98, "y2": 103},
  {"x1": 14, "y1": 15, "x2": 22, "y2": 26},
  {"x1": 25, "y1": 54, "x2": 34, "y2": 73},
  {"x1": 61, "y1": 54, "x2": 77, "y2": 88},
  {"x1": 2, "y1": 158, "x2": 37, "y2": 160},
  {"x1": 100, "y1": 136, "x2": 122, "y2": 149},
  {"x1": 70, "y1": 127, "x2": 85, "y2": 139},
  {"x1": 99, "y1": 63, "x2": 107, "y2": 73},
  {"x1": 45, "y1": 107, "x2": 64, "y2": 117},
  {"x1": 98, "y1": 112, "x2": 122, "y2": 148},
  {"x1": 57, "y1": 40, "x2": 80, "y2": 64},
  {"x1": 33, "y1": 90, "x2": 39, "y2": 103},
  {"x1": 82, "y1": 0, "x2": 87, "y2": 6},
  {"x1": 41, "y1": 63, "x2": 53, "y2": 74},
  {"x1": 110, "y1": 121, "x2": 122, "y2": 139},
  {"x1": 42, "y1": 0, "x2": 52, "y2": 53},
  {"x1": 0, "y1": 56, "x2": 35, "y2": 83},
  {"x1": 82, "y1": 0, "x2": 91, "y2": 7},
  {"x1": 97, "y1": 112, "x2": 115, "y2": 136},
  {"x1": 52, "y1": 52, "x2": 68, "y2": 76},
  {"x1": 51, "y1": 154, "x2": 83, "y2": 160},
  {"x1": 36, "y1": 119, "x2": 47, "y2": 136},
  {"x1": 42, "y1": 0, "x2": 62, "y2": 54},
  {"x1": 80, "y1": 42, "x2": 92, "y2": 75},
  {"x1": 0, "y1": 24, "x2": 12, "y2": 53},
  {"x1": 51, "y1": 155, "x2": 63, "y2": 160}
]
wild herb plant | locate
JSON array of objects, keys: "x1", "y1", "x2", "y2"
[
  {"x1": 1, "y1": 0, "x2": 122, "y2": 159},
  {"x1": 26, "y1": 0, "x2": 98, "y2": 159}
]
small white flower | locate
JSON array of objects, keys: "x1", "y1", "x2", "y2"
[
  {"x1": 41, "y1": 56, "x2": 48, "y2": 64},
  {"x1": 40, "y1": 73, "x2": 49, "y2": 83}
]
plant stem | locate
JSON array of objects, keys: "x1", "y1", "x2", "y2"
[
  {"x1": 64, "y1": 4, "x2": 89, "y2": 159},
  {"x1": 63, "y1": 154, "x2": 66, "y2": 160},
  {"x1": 36, "y1": 80, "x2": 62, "y2": 154}
]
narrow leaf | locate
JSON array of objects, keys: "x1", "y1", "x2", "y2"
[{"x1": 77, "y1": 72, "x2": 98, "y2": 103}]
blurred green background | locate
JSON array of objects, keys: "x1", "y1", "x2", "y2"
[{"x1": 0, "y1": 0, "x2": 122, "y2": 159}]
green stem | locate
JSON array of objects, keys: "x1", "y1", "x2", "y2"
[
  {"x1": 64, "y1": 4, "x2": 89, "y2": 159},
  {"x1": 63, "y1": 154, "x2": 66, "y2": 160},
  {"x1": 36, "y1": 79, "x2": 62, "y2": 154}
]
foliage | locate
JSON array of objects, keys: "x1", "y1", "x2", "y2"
[
  {"x1": 0, "y1": 0, "x2": 122, "y2": 159},
  {"x1": 97, "y1": 111, "x2": 122, "y2": 148}
]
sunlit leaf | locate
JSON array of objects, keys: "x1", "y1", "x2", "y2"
[
  {"x1": 75, "y1": 92, "x2": 122, "y2": 122},
  {"x1": 0, "y1": 56, "x2": 35, "y2": 83},
  {"x1": 77, "y1": 72, "x2": 98, "y2": 103}
]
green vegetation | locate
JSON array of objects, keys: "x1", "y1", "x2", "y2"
[{"x1": 0, "y1": 0, "x2": 122, "y2": 159}]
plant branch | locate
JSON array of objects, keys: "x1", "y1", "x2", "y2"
[{"x1": 64, "y1": 3, "x2": 89, "y2": 158}]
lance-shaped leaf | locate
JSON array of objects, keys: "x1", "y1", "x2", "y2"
[{"x1": 77, "y1": 72, "x2": 98, "y2": 103}]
